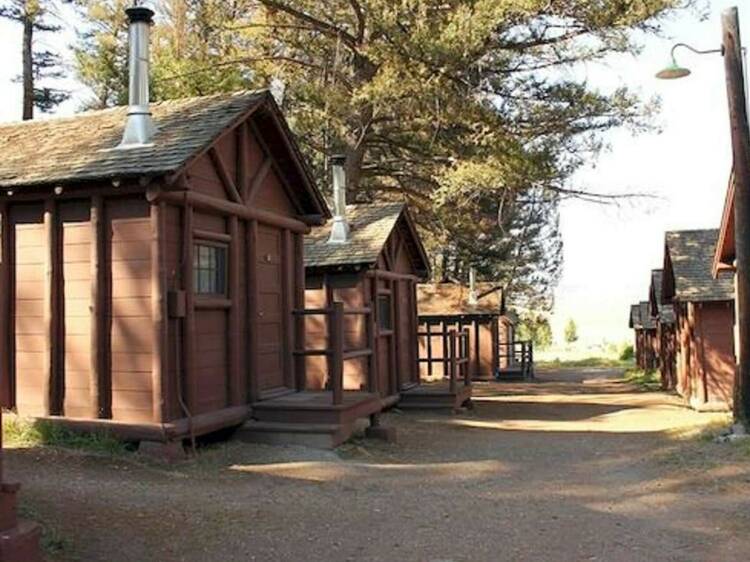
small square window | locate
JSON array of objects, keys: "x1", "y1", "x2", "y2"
[
  {"x1": 194, "y1": 243, "x2": 227, "y2": 295},
  {"x1": 378, "y1": 295, "x2": 392, "y2": 331}
]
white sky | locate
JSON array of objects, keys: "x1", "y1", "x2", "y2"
[{"x1": 0, "y1": 1, "x2": 744, "y2": 347}]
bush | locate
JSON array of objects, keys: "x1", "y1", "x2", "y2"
[{"x1": 619, "y1": 344, "x2": 634, "y2": 362}]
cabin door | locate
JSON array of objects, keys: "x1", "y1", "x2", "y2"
[
  {"x1": 375, "y1": 278, "x2": 397, "y2": 397},
  {"x1": 256, "y1": 225, "x2": 291, "y2": 395},
  {"x1": 394, "y1": 280, "x2": 418, "y2": 389}
]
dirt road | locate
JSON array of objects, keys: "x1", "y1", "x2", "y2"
[{"x1": 8, "y1": 369, "x2": 750, "y2": 561}]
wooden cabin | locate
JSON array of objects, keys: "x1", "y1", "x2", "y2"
[
  {"x1": 416, "y1": 282, "x2": 529, "y2": 382},
  {"x1": 664, "y1": 229, "x2": 735, "y2": 411},
  {"x1": 303, "y1": 202, "x2": 431, "y2": 411},
  {"x1": 649, "y1": 269, "x2": 676, "y2": 389},
  {"x1": 0, "y1": 86, "x2": 379, "y2": 453},
  {"x1": 629, "y1": 302, "x2": 657, "y2": 370}
]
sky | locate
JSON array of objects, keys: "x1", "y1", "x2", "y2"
[{"x1": 0, "y1": 1, "x2": 744, "y2": 348}]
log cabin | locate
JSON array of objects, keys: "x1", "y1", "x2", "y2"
[
  {"x1": 629, "y1": 302, "x2": 657, "y2": 370},
  {"x1": 649, "y1": 269, "x2": 676, "y2": 389},
  {"x1": 0, "y1": 6, "x2": 395, "y2": 454},
  {"x1": 302, "y1": 168, "x2": 432, "y2": 417},
  {"x1": 664, "y1": 229, "x2": 735, "y2": 411}
]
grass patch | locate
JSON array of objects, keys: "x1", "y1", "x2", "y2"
[
  {"x1": 537, "y1": 357, "x2": 634, "y2": 369},
  {"x1": 18, "y1": 503, "x2": 75, "y2": 560},
  {"x1": 624, "y1": 368, "x2": 661, "y2": 391},
  {"x1": 3, "y1": 416, "x2": 128, "y2": 456}
]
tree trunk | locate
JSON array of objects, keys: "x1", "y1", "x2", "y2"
[{"x1": 22, "y1": 15, "x2": 34, "y2": 121}]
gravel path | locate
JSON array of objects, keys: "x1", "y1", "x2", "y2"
[{"x1": 8, "y1": 368, "x2": 750, "y2": 562}]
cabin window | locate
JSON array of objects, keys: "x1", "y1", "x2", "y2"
[
  {"x1": 378, "y1": 295, "x2": 392, "y2": 331},
  {"x1": 194, "y1": 242, "x2": 227, "y2": 295}
]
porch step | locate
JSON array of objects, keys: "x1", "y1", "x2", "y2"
[
  {"x1": 236, "y1": 420, "x2": 358, "y2": 449},
  {"x1": 399, "y1": 385, "x2": 472, "y2": 411}
]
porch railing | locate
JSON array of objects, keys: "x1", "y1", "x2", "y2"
[
  {"x1": 293, "y1": 302, "x2": 374, "y2": 406},
  {"x1": 497, "y1": 340, "x2": 534, "y2": 380},
  {"x1": 417, "y1": 324, "x2": 472, "y2": 391}
]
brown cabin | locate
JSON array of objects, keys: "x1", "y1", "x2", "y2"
[
  {"x1": 303, "y1": 202, "x2": 430, "y2": 407},
  {"x1": 0, "y1": 88, "x2": 341, "y2": 451},
  {"x1": 649, "y1": 269, "x2": 676, "y2": 389},
  {"x1": 664, "y1": 229, "x2": 736, "y2": 411},
  {"x1": 416, "y1": 282, "x2": 523, "y2": 380},
  {"x1": 629, "y1": 302, "x2": 657, "y2": 370}
]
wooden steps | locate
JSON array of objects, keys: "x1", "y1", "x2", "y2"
[{"x1": 398, "y1": 383, "x2": 472, "y2": 412}]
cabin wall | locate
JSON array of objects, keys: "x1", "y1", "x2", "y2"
[
  {"x1": 0, "y1": 110, "x2": 314, "y2": 436},
  {"x1": 658, "y1": 322, "x2": 676, "y2": 390}
]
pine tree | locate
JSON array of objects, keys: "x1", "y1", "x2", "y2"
[
  {"x1": 564, "y1": 319, "x2": 579, "y2": 345},
  {"x1": 0, "y1": 0, "x2": 71, "y2": 119}
]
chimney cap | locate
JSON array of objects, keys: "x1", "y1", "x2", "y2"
[
  {"x1": 125, "y1": 5, "x2": 154, "y2": 23},
  {"x1": 329, "y1": 154, "x2": 346, "y2": 167}
]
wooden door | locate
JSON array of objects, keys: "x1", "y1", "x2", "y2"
[
  {"x1": 395, "y1": 280, "x2": 417, "y2": 389},
  {"x1": 256, "y1": 225, "x2": 289, "y2": 393},
  {"x1": 375, "y1": 279, "x2": 396, "y2": 397},
  {"x1": 11, "y1": 204, "x2": 46, "y2": 416}
]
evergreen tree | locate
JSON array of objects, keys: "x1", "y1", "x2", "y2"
[
  {"x1": 564, "y1": 319, "x2": 579, "y2": 345},
  {"x1": 0, "y1": 0, "x2": 71, "y2": 119}
]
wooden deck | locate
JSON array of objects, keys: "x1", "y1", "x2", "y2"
[
  {"x1": 398, "y1": 381, "x2": 472, "y2": 412},
  {"x1": 238, "y1": 390, "x2": 384, "y2": 448}
]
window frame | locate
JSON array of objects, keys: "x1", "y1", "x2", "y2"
[{"x1": 193, "y1": 240, "x2": 228, "y2": 297}]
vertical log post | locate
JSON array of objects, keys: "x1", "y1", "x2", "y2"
[
  {"x1": 294, "y1": 234, "x2": 306, "y2": 391},
  {"x1": 0, "y1": 203, "x2": 11, "y2": 408},
  {"x1": 464, "y1": 328, "x2": 471, "y2": 387},
  {"x1": 330, "y1": 302, "x2": 344, "y2": 406},
  {"x1": 89, "y1": 195, "x2": 106, "y2": 418},
  {"x1": 449, "y1": 329, "x2": 457, "y2": 394},
  {"x1": 366, "y1": 289, "x2": 377, "y2": 393},
  {"x1": 247, "y1": 219, "x2": 259, "y2": 402},
  {"x1": 228, "y1": 216, "x2": 241, "y2": 406},
  {"x1": 426, "y1": 321, "x2": 433, "y2": 379},
  {"x1": 281, "y1": 229, "x2": 294, "y2": 389},
  {"x1": 43, "y1": 199, "x2": 59, "y2": 415},
  {"x1": 491, "y1": 318, "x2": 499, "y2": 378},
  {"x1": 442, "y1": 320, "x2": 449, "y2": 379},
  {"x1": 150, "y1": 201, "x2": 168, "y2": 423},
  {"x1": 723, "y1": 7, "x2": 750, "y2": 424},
  {"x1": 182, "y1": 204, "x2": 196, "y2": 411}
]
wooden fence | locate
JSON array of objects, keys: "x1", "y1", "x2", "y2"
[
  {"x1": 497, "y1": 340, "x2": 534, "y2": 380},
  {"x1": 293, "y1": 302, "x2": 374, "y2": 405}
]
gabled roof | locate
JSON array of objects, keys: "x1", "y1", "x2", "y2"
[
  {"x1": 639, "y1": 301, "x2": 656, "y2": 330},
  {"x1": 664, "y1": 229, "x2": 734, "y2": 303},
  {"x1": 417, "y1": 282, "x2": 507, "y2": 317},
  {"x1": 629, "y1": 303, "x2": 642, "y2": 329},
  {"x1": 714, "y1": 169, "x2": 735, "y2": 276},
  {"x1": 304, "y1": 203, "x2": 429, "y2": 277},
  {"x1": 659, "y1": 304, "x2": 676, "y2": 325},
  {"x1": 0, "y1": 90, "x2": 329, "y2": 217},
  {"x1": 649, "y1": 269, "x2": 675, "y2": 325}
]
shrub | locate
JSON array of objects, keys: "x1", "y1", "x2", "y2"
[{"x1": 619, "y1": 344, "x2": 634, "y2": 362}]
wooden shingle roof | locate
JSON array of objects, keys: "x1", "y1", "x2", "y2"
[
  {"x1": 665, "y1": 229, "x2": 734, "y2": 302},
  {"x1": 0, "y1": 90, "x2": 267, "y2": 188},
  {"x1": 418, "y1": 282, "x2": 506, "y2": 316},
  {"x1": 629, "y1": 303, "x2": 642, "y2": 329},
  {"x1": 304, "y1": 203, "x2": 429, "y2": 276},
  {"x1": 639, "y1": 301, "x2": 656, "y2": 330}
]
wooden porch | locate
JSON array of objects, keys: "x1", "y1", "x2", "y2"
[
  {"x1": 239, "y1": 303, "x2": 390, "y2": 448},
  {"x1": 497, "y1": 341, "x2": 534, "y2": 381},
  {"x1": 402, "y1": 325, "x2": 473, "y2": 411}
]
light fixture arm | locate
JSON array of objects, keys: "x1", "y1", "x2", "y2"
[{"x1": 669, "y1": 42, "x2": 725, "y2": 62}]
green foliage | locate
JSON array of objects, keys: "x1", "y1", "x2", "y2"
[
  {"x1": 564, "y1": 318, "x2": 579, "y2": 344},
  {"x1": 517, "y1": 314, "x2": 553, "y2": 350},
  {"x1": 624, "y1": 368, "x2": 661, "y2": 391},
  {"x1": 72, "y1": 0, "x2": 690, "y2": 308},
  {"x1": 3, "y1": 416, "x2": 127, "y2": 455},
  {"x1": 537, "y1": 357, "x2": 633, "y2": 369},
  {"x1": 620, "y1": 344, "x2": 635, "y2": 362},
  {"x1": 17, "y1": 503, "x2": 71, "y2": 558}
]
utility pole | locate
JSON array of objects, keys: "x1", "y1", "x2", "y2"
[{"x1": 723, "y1": 7, "x2": 750, "y2": 426}]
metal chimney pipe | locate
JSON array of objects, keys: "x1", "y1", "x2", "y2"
[
  {"x1": 119, "y1": 5, "x2": 155, "y2": 147},
  {"x1": 328, "y1": 154, "x2": 350, "y2": 244},
  {"x1": 468, "y1": 268, "x2": 478, "y2": 305}
]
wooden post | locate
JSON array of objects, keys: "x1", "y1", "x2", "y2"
[
  {"x1": 228, "y1": 216, "x2": 241, "y2": 406},
  {"x1": 0, "y1": 203, "x2": 11, "y2": 408},
  {"x1": 366, "y1": 286, "x2": 377, "y2": 393},
  {"x1": 150, "y1": 202, "x2": 168, "y2": 423},
  {"x1": 473, "y1": 319, "x2": 480, "y2": 378},
  {"x1": 449, "y1": 329, "x2": 457, "y2": 393},
  {"x1": 442, "y1": 320, "x2": 449, "y2": 379},
  {"x1": 247, "y1": 219, "x2": 260, "y2": 402},
  {"x1": 43, "y1": 199, "x2": 59, "y2": 415},
  {"x1": 89, "y1": 195, "x2": 106, "y2": 418},
  {"x1": 464, "y1": 328, "x2": 471, "y2": 387},
  {"x1": 723, "y1": 7, "x2": 750, "y2": 424},
  {"x1": 182, "y1": 204, "x2": 197, "y2": 411},
  {"x1": 491, "y1": 317, "x2": 499, "y2": 378},
  {"x1": 330, "y1": 302, "x2": 344, "y2": 406},
  {"x1": 426, "y1": 321, "x2": 433, "y2": 378},
  {"x1": 281, "y1": 229, "x2": 294, "y2": 389},
  {"x1": 294, "y1": 234, "x2": 306, "y2": 391}
]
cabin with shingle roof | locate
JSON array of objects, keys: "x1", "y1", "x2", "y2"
[
  {"x1": 302, "y1": 201, "x2": 447, "y2": 417},
  {"x1": 629, "y1": 301, "x2": 657, "y2": 370},
  {"x1": 663, "y1": 229, "x2": 735, "y2": 410},
  {"x1": 649, "y1": 269, "x2": 676, "y2": 389},
  {"x1": 0, "y1": 87, "x2": 364, "y2": 452}
]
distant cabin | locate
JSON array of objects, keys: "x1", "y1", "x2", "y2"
[
  {"x1": 663, "y1": 229, "x2": 735, "y2": 411},
  {"x1": 649, "y1": 269, "x2": 676, "y2": 389},
  {"x1": 417, "y1": 282, "x2": 515, "y2": 380},
  {"x1": 303, "y1": 203, "x2": 430, "y2": 403},
  {"x1": 629, "y1": 300, "x2": 657, "y2": 371},
  {"x1": 0, "y1": 90, "x2": 332, "y2": 447}
]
